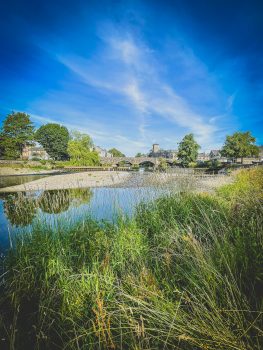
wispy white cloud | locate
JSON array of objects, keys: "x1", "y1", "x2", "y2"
[
  {"x1": 31, "y1": 113, "x2": 148, "y2": 156},
  {"x1": 56, "y1": 30, "x2": 226, "y2": 149},
  {"x1": 31, "y1": 24, "x2": 237, "y2": 154},
  {"x1": 226, "y1": 92, "x2": 237, "y2": 113}
]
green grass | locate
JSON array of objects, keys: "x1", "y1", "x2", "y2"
[{"x1": 0, "y1": 168, "x2": 262, "y2": 349}]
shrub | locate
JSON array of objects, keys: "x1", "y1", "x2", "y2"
[{"x1": 188, "y1": 161, "x2": 198, "y2": 167}]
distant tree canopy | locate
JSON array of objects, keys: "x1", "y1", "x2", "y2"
[
  {"x1": 108, "y1": 148, "x2": 125, "y2": 157},
  {"x1": 0, "y1": 112, "x2": 34, "y2": 159},
  {"x1": 70, "y1": 130, "x2": 93, "y2": 148},
  {"x1": 35, "y1": 123, "x2": 69, "y2": 160},
  {"x1": 135, "y1": 152, "x2": 146, "y2": 157},
  {"x1": 221, "y1": 131, "x2": 259, "y2": 162},
  {"x1": 178, "y1": 133, "x2": 200, "y2": 167},
  {"x1": 67, "y1": 132, "x2": 99, "y2": 166}
]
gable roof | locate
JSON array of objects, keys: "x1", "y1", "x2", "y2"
[{"x1": 210, "y1": 149, "x2": 221, "y2": 156}]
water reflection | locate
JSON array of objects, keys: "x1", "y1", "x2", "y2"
[
  {"x1": 0, "y1": 188, "x2": 93, "y2": 227},
  {"x1": 38, "y1": 190, "x2": 71, "y2": 214},
  {"x1": 38, "y1": 188, "x2": 93, "y2": 214},
  {"x1": 0, "y1": 174, "x2": 49, "y2": 189},
  {"x1": 0, "y1": 186, "x2": 171, "y2": 253},
  {"x1": 1, "y1": 192, "x2": 37, "y2": 227}
]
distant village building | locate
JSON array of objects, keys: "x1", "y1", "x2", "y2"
[
  {"x1": 152, "y1": 143, "x2": 160, "y2": 153},
  {"x1": 208, "y1": 148, "x2": 262, "y2": 164},
  {"x1": 93, "y1": 146, "x2": 113, "y2": 158},
  {"x1": 148, "y1": 144, "x2": 178, "y2": 159},
  {"x1": 197, "y1": 153, "x2": 210, "y2": 162},
  {"x1": 22, "y1": 144, "x2": 50, "y2": 160},
  {"x1": 209, "y1": 150, "x2": 221, "y2": 160}
]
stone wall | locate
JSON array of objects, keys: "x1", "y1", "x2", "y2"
[{"x1": 0, "y1": 160, "x2": 44, "y2": 166}]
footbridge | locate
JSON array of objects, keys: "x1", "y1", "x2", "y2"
[{"x1": 100, "y1": 157, "x2": 174, "y2": 167}]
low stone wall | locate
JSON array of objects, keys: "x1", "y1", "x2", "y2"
[{"x1": 0, "y1": 160, "x2": 43, "y2": 166}]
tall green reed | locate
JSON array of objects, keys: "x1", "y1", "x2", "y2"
[{"x1": 0, "y1": 168, "x2": 262, "y2": 349}]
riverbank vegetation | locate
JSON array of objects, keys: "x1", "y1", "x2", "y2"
[
  {"x1": 0, "y1": 168, "x2": 262, "y2": 349},
  {"x1": 0, "y1": 112, "x2": 261, "y2": 167},
  {"x1": 67, "y1": 131, "x2": 100, "y2": 166}
]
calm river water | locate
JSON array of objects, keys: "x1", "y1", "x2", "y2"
[
  {"x1": 0, "y1": 175, "x2": 170, "y2": 254},
  {"x1": 0, "y1": 174, "x2": 49, "y2": 188}
]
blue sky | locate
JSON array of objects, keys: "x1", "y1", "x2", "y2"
[{"x1": 0, "y1": 0, "x2": 262, "y2": 155}]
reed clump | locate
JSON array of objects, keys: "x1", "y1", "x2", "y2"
[{"x1": 0, "y1": 168, "x2": 262, "y2": 349}]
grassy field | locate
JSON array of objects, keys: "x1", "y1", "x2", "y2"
[{"x1": 0, "y1": 168, "x2": 262, "y2": 349}]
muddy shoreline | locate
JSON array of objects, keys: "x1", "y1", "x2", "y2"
[{"x1": 0, "y1": 170, "x2": 233, "y2": 193}]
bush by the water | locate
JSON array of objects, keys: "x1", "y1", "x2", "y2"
[{"x1": 0, "y1": 168, "x2": 262, "y2": 349}]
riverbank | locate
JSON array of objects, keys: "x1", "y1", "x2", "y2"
[
  {"x1": 0, "y1": 166, "x2": 58, "y2": 176},
  {"x1": 0, "y1": 168, "x2": 262, "y2": 350},
  {"x1": 0, "y1": 170, "x2": 233, "y2": 192},
  {"x1": 0, "y1": 171, "x2": 133, "y2": 192}
]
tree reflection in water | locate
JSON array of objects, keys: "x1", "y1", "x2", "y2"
[
  {"x1": 1, "y1": 192, "x2": 37, "y2": 227},
  {"x1": 38, "y1": 190, "x2": 71, "y2": 214},
  {"x1": 0, "y1": 188, "x2": 93, "y2": 227},
  {"x1": 68, "y1": 188, "x2": 93, "y2": 207}
]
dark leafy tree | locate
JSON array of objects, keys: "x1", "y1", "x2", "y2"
[
  {"x1": 108, "y1": 148, "x2": 125, "y2": 157},
  {"x1": 178, "y1": 133, "x2": 200, "y2": 167},
  {"x1": 35, "y1": 123, "x2": 69, "y2": 160},
  {"x1": 0, "y1": 112, "x2": 34, "y2": 159},
  {"x1": 221, "y1": 131, "x2": 259, "y2": 163}
]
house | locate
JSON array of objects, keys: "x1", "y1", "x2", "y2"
[
  {"x1": 209, "y1": 150, "x2": 221, "y2": 160},
  {"x1": 22, "y1": 144, "x2": 50, "y2": 160},
  {"x1": 197, "y1": 153, "x2": 210, "y2": 162},
  {"x1": 93, "y1": 146, "x2": 113, "y2": 158},
  {"x1": 148, "y1": 144, "x2": 177, "y2": 159}
]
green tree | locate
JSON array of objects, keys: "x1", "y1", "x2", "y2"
[
  {"x1": 135, "y1": 152, "x2": 146, "y2": 157},
  {"x1": 70, "y1": 130, "x2": 93, "y2": 148},
  {"x1": 0, "y1": 138, "x2": 4, "y2": 158},
  {"x1": 0, "y1": 112, "x2": 34, "y2": 159},
  {"x1": 158, "y1": 158, "x2": 168, "y2": 171},
  {"x1": 35, "y1": 123, "x2": 69, "y2": 160},
  {"x1": 67, "y1": 132, "x2": 99, "y2": 166},
  {"x1": 221, "y1": 131, "x2": 259, "y2": 163},
  {"x1": 178, "y1": 133, "x2": 200, "y2": 167},
  {"x1": 108, "y1": 148, "x2": 125, "y2": 157}
]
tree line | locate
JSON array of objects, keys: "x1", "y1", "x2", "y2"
[
  {"x1": 0, "y1": 112, "x2": 125, "y2": 165},
  {"x1": 177, "y1": 132, "x2": 259, "y2": 166},
  {"x1": 136, "y1": 132, "x2": 260, "y2": 166},
  {"x1": 0, "y1": 111, "x2": 261, "y2": 166}
]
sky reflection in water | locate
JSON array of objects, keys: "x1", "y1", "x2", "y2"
[{"x1": 0, "y1": 186, "x2": 168, "y2": 253}]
